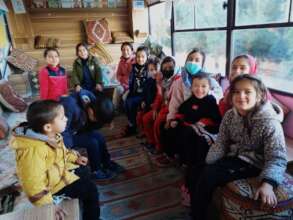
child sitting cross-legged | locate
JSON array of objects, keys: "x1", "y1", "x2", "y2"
[{"x1": 11, "y1": 100, "x2": 100, "y2": 220}]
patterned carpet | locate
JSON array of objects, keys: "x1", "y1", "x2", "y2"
[{"x1": 98, "y1": 116, "x2": 189, "y2": 220}]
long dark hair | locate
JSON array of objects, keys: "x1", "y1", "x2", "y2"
[
  {"x1": 26, "y1": 100, "x2": 62, "y2": 133},
  {"x1": 75, "y1": 42, "x2": 89, "y2": 56}
]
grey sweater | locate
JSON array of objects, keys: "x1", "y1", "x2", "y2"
[{"x1": 206, "y1": 102, "x2": 287, "y2": 185}]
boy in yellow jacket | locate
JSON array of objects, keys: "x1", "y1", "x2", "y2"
[{"x1": 11, "y1": 100, "x2": 99, "y2": 220}]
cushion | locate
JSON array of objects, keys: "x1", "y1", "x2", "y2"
[
  {"x1": 89, "y1": 42, "x2": 113, "y2": 64},
  {"x1": 84, "y1": 18, "x2": 112, "y2": 44},
  {"x1": 220, "y1": 174, "x2": 293, "y2": 219},
  {"x1": 0, "y1": 80, "x2": 27, "y2": 112},
  {"x1": 7, "y1": 49, "x2": 38, "y2": 72},
  {"x1": 8, "y1": 73, "x2": 31, "y2": 98},
  {"x1": 112, "y1": 31, "x2": 134, "y2": 44}
]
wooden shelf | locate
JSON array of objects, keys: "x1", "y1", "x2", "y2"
[{"x1": 28, "y1": 7, "x2": 128, "y2": 13}]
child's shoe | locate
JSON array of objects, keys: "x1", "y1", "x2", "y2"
[{"x1": 91, "y1": 169, "x2": 116, "y2": 181}]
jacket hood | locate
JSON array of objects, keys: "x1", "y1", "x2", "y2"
[{"x1": 11, "y1": 124, "x2": 59, "y2": 150}]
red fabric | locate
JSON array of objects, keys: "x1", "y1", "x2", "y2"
[
  {"x1": 116, "y1": 56, "x2": 135, "y2": 90},
  {"x1": 142, "y1": 110, "x2": 156, "y2": 145},
  {"x1": 154, "y1": 106, "x2": 168, "y2": 151},
  {"x1": 85, "y1": 18, "x2": 112, "y2": 44},
  {"x1": 38, "y1": 65, "x2": 68, "y2": 101},
  {"x1": 151, "y1": 84, "x2": 163, "y2": 111}
]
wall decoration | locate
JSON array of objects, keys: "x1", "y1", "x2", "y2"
[{"x1": 11, "y1": 0, "x2": 26, "y2": 14}]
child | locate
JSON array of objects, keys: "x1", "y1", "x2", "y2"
[
  {"x1": 11, "y1": 100, "x2": 100, "y2": 220},
  {"x1": 136, "y1": 57, "x2": 160, "y2": 137},
  {"x1": 71, "y1": 43, "x2": 103, "y2": 94},
  {"x1": 39, "y1": 48, "x2": 68, "y2": 101},
  {"x1": 122, "y1": 46, "x2": 149, "y2": 136},
  {"x1": 112, "y1": 42, "x2": 135, "y2": 111},
  {"x1": 219, "y1": 54, "x2": 257, "y2": 116},
  {"x1": 60, "y1": 89, "x2": 123, "y2": 180},
  {"x1": 190, "y1": 75, "x2": 287, "y2": 220},
  {"x1": 166, "y1": 48, "x2": 223, "y2": 128}
]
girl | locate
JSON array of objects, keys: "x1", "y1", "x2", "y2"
[
  {"x1": 190, "y1": 75, "x2": 287, "y2": 220},
  {"x1": 11, "y1": 100, "x2": 100, "y2": 220},
  {"x1": 71, "y1": 43, "x2": 103, "y2": 94},
  {"x1": 112, "y1": 42, "x2": 135, "y2": 111},
  {"x1": 122, "y1": 46, "x2": 149, "y2": 136},
  {"x1": 39, "y1": 47, "x2": 68, "y2": 101},
  {"x1": 166, "y1": 48, "x2": 223, "y2": 128},
  {"x1": 219, "y1": 54, "x2": 257, "y2": 116}
]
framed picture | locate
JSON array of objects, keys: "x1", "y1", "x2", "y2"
[{"x1": 11, "y1": 0, "x2": 26, "y2": 14}]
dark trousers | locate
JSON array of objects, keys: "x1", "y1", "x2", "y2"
[
  {"x1": 124, "y1": 95, "x2": 143, "y2": 128},
  {"x1": 72, "y1": 130, "x2": 111, "y2": 172},
  {"x1": 190, "y1": 157, "x2": 260, "y2": 220},
  {"x1": 55, "y1": 166, "x2": 100, "y2": 220}
]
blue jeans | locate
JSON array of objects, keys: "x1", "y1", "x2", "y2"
[
  {"x1": 72, "y1": 130, "x2": 111, "y2": 172},
  {"x1": 124, "y1": 95, "x2": 143, "y2": 128}
]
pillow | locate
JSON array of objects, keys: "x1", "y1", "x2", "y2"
[
  {"x1": 89, "y1": 42, "x2": 113, "y2": 64},
  {"x1": 84, "y1": 18, "x2": 112, "y2": 44},
  {"x1": 7, "y1": 49, "x2": 38, "y2": 72},
  {"x1": 112, "y1": 31, "x2": 134, "y2": 44},
  {"x1": 8, "y1": 73, "x2": 31, "y2": 98},
  {"x1": 0, "y1": 80, "x2": 27, "y2": 112}
]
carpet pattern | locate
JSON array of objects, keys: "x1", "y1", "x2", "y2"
[{"x1": 99, "y1": 115, "x2": 188, "y2": 220}]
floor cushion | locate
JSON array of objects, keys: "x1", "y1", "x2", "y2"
[
  {"x1": 220, "y1": 174, "x2": 293, "y2": 219},
  {"x1": 84, "y1": 18, "x2": 112, "y2": 44},
  {"x1": 7, "y1": 49, "x2": 38, "y2": 72},
  {"x1": 0, "y1": 80, "x2": 27, "y2": 113},
  {"x1": 112, "y1": 31, "x2": 133, "y2": 44}
]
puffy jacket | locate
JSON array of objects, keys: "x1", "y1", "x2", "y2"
[
  {"x1": 70, "y1": 55, "x2": 103, "y2": 88},
  {"x1": 10, "y1": 125, "x2": 80, "y2": 206},
  {"x1": 116, "y1": 55, "x2": 135, "y2": 90},
  {"x1": 38, "y1": 65, "x2": 68, "y2": 101}
]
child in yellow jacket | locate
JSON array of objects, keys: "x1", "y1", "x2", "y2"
[{"x1": 11, "y1": 100, "x2": 100, "y2": 220}]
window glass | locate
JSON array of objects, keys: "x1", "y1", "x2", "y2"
[
  {"x1": 174, "y1": 0, "x2": 194, "y2": 30},
  {"x1": 149, "y1": 2, "x2": 171, "y2": 55},
  {"x1": 232, "y1": 28, "x2": 293, "y2": 93},
  {"x1": 195, "y1": 0, "x2": 227, "y2": 28},
  {"x1": 174, "y1": 31, "x2": 226, "y2": 74},
  {"x1": 236, "y1": 0, "x2": 290, "y2": 26}
]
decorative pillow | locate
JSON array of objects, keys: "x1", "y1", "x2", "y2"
[
  {"x1": 7, "y1": 49, "x2": 38, "y2": 72},
  {"x1": 8, "y1": 73, "x2": 32, "y2": 98},
  {"x1": 89, "y1": 42, "x2": 113, "y2": 64},
  {"x1": 84, "y1": 18, "x2": 112, "y2": 44},
  {"x1": 112, "y1": 31, "x2": 134, "y2": 44},
  {"x1": 220, "y1": 174, "x2": 293, "y2": 219},
  {"x1": 0, "y1": 80, "x2": 27, "y2": 112}
]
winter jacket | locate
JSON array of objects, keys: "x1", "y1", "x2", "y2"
[
  {"x1": 128, "y1": 64, "x2": 148, "y2": 97},
  {"x1": 71, "y1": 55, "x2": 103, "y2": 88},
  {"x1": 38, "y1": 65, "x2": 68, "y2": 101},
  {"x1": 11, "y1": 125, "x2": 79, "y2": 206},
  {"x1": 116, "y1": 56, "x2": 135, "y2": 90},
  {"x1": 167, "y1": 70, "x2": 223, "y2": 121},
  {"x1": 206, "y1": 102, "x2": 287, "y2": 185}
]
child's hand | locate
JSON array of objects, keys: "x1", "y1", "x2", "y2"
[
  {"x1": 75, "y1": 85, "x2": 82, "y2": 92},
  {"x1": 170, "y1": 120, "x2": 178, "y2": 128},
  {"x1": 141, "y1": 101, "x2": 146, "y2": 109},
  {"x1": 254, "y1": 182, "x2": 277, "y2": 209},
  {"x1": 54, "y1": 205, "x2": 67, "y2": 220},
  {"x1": 76, "y1": 156, "x2": 88, "y2": 166},
  {"x1": 96, "y1": 84, "x2": 103, "y2": 92}
]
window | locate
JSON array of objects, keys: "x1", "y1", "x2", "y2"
[
  {"x1": 149, "y1": 2, "x2": 171, "y2": 55},
  {"x1": 236, "y1": 0, "x2": 290, "y2": 25},
  {"x1": 174, "y1": 0, "x2": 194, "y2": 30},
  {"x1": 233, "y1": 28, "x2": 293, "y2": 93},
  {"x1": 174, "y1": 31, "x2": 226, "y2": 74}
]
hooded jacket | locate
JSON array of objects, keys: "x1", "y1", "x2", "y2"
[
  {"x1": 10, "y1": 125, "x2": 80, "y2": 206},
  {"x1": 206, "y1": 101, "x2": 287, "y2": 185}
]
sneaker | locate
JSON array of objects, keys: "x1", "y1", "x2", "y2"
[
  {"x1": 106, "y1": 161, "x2": 126, "y2": 174},
  {"x1": 91, "y1": 169, "x2": 116, "y2": 181}
]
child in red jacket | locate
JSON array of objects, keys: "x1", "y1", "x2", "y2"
[{"x1": 38, "y1": 48, "x2": 68, "y2": 101}]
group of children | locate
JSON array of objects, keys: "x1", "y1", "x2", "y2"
[{"x1": 10, "y1": 41, "x2": 288, "y2": 220}]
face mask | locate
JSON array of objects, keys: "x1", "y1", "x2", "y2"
[
  {"x1": 162, "y1": 68, "x2": 174, "y2": 79},
  {"x1": 185, "y1": 62, "x2": 201, "y2": 75}
]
